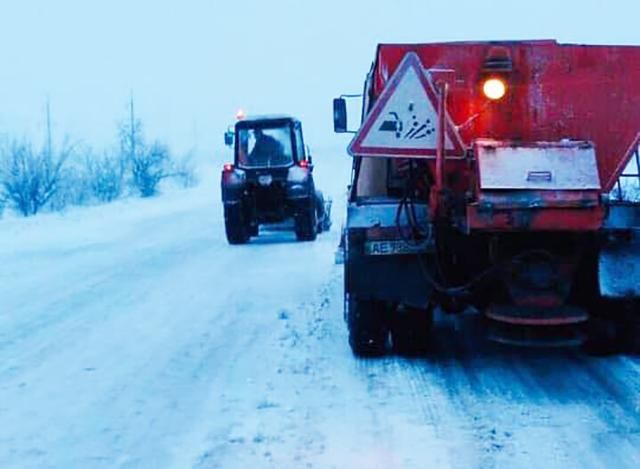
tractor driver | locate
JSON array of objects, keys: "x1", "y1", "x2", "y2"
[{"x1": 249, "y1": 127, "x2": 284, "y2": 166}]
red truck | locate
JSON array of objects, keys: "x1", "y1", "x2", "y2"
[{"x1": 333, "y1": 40, "x2": 640, "y2": 356}]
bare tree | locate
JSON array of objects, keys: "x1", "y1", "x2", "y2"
[
  {"x1": 130, "y1": 141, "x2": 170, "y2": 197},
  {"x1": 0, "y1": 101, "x2": 76, "y2": 216},
  {"x1": 171, "y1": 151, "x2": 198, "y2": 188},
  {"x1": 0, "y1": 140, "x2": 72, "y2": 216},
  {"x1": 119, "y1": 96, "x2": 174, "y2": 197},
  {"x1": 48, "y1": 163, "x2": 89, "y2": 211},
  {"x1": 86, "y1": 151, "x2": 125, "y2": 202},
  {"x1": 119, "y1": 96, "x2": 144, "y2": 167}
]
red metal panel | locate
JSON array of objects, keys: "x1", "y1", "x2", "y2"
[
  {"x1": 466, "y1": 204, "x2": 605, "y2": 231},
  {"x1": 374, "y1": 41, "x2": 640, "y2": 192},
  {"x1": 473, "y1": 190, "x2": 600, "y2": 209}
]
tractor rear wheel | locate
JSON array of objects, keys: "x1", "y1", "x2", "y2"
[
  {"x1": 224, "y1": 204, "x2": 250, "y2": 245},
  {"x1": 295, "y1": 198, "x2": 317, "y2": 241}
]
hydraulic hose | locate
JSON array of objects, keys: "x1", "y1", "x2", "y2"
[{"x1": 394, "y1": 160, "x2": 496, "y2": 298}]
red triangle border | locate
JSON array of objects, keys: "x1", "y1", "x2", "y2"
[{"x1": 348, "y1": 52, "x2": 465, "y2": 158}]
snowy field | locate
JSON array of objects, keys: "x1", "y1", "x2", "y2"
[{"x1": 1, "y1": 151, "x2": 640, "y2": 469}]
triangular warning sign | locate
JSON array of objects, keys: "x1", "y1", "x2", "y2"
[{"x1": 348, "y1": 52, "x2": 465, "y2": 158}]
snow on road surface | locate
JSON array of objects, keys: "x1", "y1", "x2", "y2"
[{"x1": 1, "y1": 154, "x2": 639, "y2": 469}]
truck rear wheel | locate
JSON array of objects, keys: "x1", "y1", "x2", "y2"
[
  {"x1": 224, "y1": 204, "x2": 250, "y2": 245},
  {"x1": 295, "y1": 198, "x2": 317, "y2": 241},
  {"x1": 614, "y1": 300, "x2": 640, "y2": 355},
  {"x1": 391, "y1": 305, "x2": 433, "y2": 356},
  {"x1": 347, "y1": 297, "x2": 388, "y2": 356},
  {"x1": 585, "y1": 299, "x2": 640, "y2": 355},
  {"x1": 627, "y1": 316, "x2": 640, "y2": 355}
]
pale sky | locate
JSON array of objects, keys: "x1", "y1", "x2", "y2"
[{"x1": 0, "y1": 0, "x2": 638, "y2": 159}]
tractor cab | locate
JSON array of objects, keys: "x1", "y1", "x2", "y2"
[{"x1": 235, "y1": 117, "x2": 299, "y2": 169}]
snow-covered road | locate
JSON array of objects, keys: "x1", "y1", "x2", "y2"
[{"x1": 1, "y1": 158, "x2": 639, "y2": 468}]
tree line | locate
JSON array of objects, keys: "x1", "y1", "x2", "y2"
[{"x1": 0, "y1": 99, "x2": 196, "y2": 218}]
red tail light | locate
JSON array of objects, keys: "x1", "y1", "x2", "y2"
[
  {"x1": 298, "y1": 160, "x2": 309, "y2": 168},
  {"x1": 223, "y1": 163, "x2": 234, "y2": 172}
]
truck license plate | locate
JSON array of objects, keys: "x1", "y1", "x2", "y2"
[{"x1": 364, "y1": 240, "x2": 429, "y2": 256}]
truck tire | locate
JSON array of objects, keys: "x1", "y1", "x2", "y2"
[
  {"x1": 391, "y1": 305, "x2": 433, "y2": 356},
  {"x1": 585, "y1": 315, "x2": 621, "y2": 355},
  {"x1": 583, "y1": 298, "x2": 640, "y2": 355},
  {"x1": 629, "y1": 316, "x2": 640, "y2": 355},
  {"x1": 347, "y1": 296, "x2": 388, "y2": 357},
  {"x1": 616, "y1": 301, "x2": 640, "y2": 355},
  {"x1": 224, "y1": 204, "x2": 250, "y2": 245},
  {"x1": 295, "y1": 198, "x2": 317, "y2": 241}
]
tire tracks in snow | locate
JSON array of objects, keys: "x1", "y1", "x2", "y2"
[
  {"x1": 0, "y1": 207, "x2": 219, "y2": 360},
  {"x1": 181, "y1": 238, "x2": 341, "y2": 469},
  {"x1": 414, "y1": 317, "x2": 640, "y2": 469}
]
